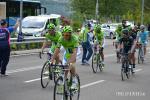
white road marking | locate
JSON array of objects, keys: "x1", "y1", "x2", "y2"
[
  {"x1": 25, "y1": 78, "x2": 105, "y2": 89},
  {"x1": 7, "y1": 66, "x2": 41, "y2": 74},
  {"x1": 24, "y1": 68, "x2": 143, "y2": 83},
  {"x1": 135, "y1": 69, "x2": 143, "y2": 72},
  {"x1": 81, "y1": 80, "x2": 105, "y2": 89},
  {"x1": 8, "y1": 53, "x2": 116, "y2": 74},
  {"x1": 25, "y1": 78, "x2": 41, "y2": 83}
]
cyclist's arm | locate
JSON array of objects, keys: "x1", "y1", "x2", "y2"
[
  {"x1": 102, "y1": 36, "x2": 105, "y2": 48},
  {"x1": 118, "y1": 38, "x2": 123, "y2": 51},
  {"x1": 51, "y1": 47, "x2": 60, "y2": 62},
  {"x1": 131, "y1": 40, "x2": 137, "y2": 53},
  {"x1": 41, "y1": 40, "x2": 51, "y2": 52},
  {"x1": 68, "y1": 48, "x2": 77, "y2": 64}
]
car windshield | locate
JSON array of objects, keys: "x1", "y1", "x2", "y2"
[{"x1": 22, "y1": 18, "x2": 46, "y2": 28}]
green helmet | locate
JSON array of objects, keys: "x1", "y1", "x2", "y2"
[
  {"x1": 94, "y1": 24, "x2": 101, "y2": 32},
  {"x1": 62, "y1": 25, "x2": 73, "y2": 33},
  {"x1": 47, "y1": 23, "x2": 55, "y2": 30}
]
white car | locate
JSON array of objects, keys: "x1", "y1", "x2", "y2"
[
  {"x1": 17, "y1": 14, "x2": 61, "y2": 37},
  {"x1": 101, "y1": 23, "x2": 119, "y2": 39}
]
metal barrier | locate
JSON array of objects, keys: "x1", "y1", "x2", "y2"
[
  {"x1": 10, "y1": 37, "x2": 46, "y2": 51},
  {"x1": 10, "y1": 37, "x2": 45, "y2": 44}
]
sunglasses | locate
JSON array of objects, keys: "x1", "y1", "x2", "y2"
[
  {"x1": 48, "y1": 29, "x2": 55, "y2": 31},
  {"x1": 63, "y1": 34, "x2": 71, "y2": 37}
]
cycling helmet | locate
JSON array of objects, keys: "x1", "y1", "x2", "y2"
[
  {"x1": 62, "y1": 25, "x2": 73, "y2": 33},
  {"x1": 140, "y1": 25, "x2": 145, "y2": 30},
  {"x1": 47, "y1": 23, "x2": 55, "y2": 30},
  {"x1": 122, "y1": 29, "x2": 129, "y2": 35}
]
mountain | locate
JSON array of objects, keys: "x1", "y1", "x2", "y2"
[{"x1": 35, "y1": 0, "x2": 70, "y2": 16}]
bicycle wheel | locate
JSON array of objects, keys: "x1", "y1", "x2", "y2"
[
  {"x1": 138, "y1": 49, "x2": 141, "y2": 64},
  {"x1": 69, "y1": 74, "x2": 80, "y2": 100},
  {"x1": 126, "y1": 63, "x2": 130, "y2": 79},
  {"x1": 41, "y1": 61, "x2": 51, "y2": 88},
  {"x1": 98, "y1": 55, "x2": 104, "y2": 72},
  {"x1": 121, "y1": 68, "x2": 126, "y2": 81},
  {"x1": 54, "y1": 76, "x2": 66, "y2": 100},
  {"x1": 53, "y1": 66, "x2": 62, "y2": 83},
  {"x1": 138, "y1": 48, "x2": 144, "y2": 64},
  {"x1": 92, "y1": 53, "x2": 99, "y2": 73}
]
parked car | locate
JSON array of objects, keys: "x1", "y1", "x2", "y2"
[
  {"x1": 17, "y1": 14, "x2": 61, "y2": 37},
  {"x1": 101, "y1": 23, "x2": 120, "y2": 39}
]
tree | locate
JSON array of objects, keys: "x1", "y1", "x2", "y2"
[{"x1": 69, "y1": 0, "x2": 150, "y2": 23}]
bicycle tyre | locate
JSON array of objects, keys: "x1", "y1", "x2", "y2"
[
  {"x1": 92, "y1": 53, "x2": 99, "y2": 73},
  {"x1": 98, "y1": 54, "x2": 104, "y2": 72},
  {"x1": 53, "y1": 66, "x2": 62, "y2": 83},
  {"x1": 126, "y1": 64, "x2": 130, "y2": 79},
  {"x1": 121, "y1": 68, "x2": 125, "y2": 81},
  {"x1": 70, "y1": 74, "x2": 80, "y2": 100},
  {"x1": 54, "y1": 76, "x2": 65, "y2": 100},
  {"x1": 41, "y1": 61, "x2": 51, "y2": 88}
]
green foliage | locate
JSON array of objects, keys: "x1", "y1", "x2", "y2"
[{"x1": 69, "y1": 0, "x2": 150, "y2": 24}]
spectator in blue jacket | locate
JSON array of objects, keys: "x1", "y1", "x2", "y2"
[{"x1": 0, "y1": 19, "x2": 19, "y2": 77}]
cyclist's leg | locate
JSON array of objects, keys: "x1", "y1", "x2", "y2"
[
  {"x1": 132, "y1": 52, "x2": 136, "y2": 68},
  {"x1": 100, "y1": 47, "x2": 104, "y2": 62},
  {"x1": 62, "y1": 53, "x2": 69, "y2": 78},
  {"x1": 81, "y1": 44, "x2": 87, "y2": 63},
  {"x1": 69, "y1": 63, "x2": 76, "y2": 76}
]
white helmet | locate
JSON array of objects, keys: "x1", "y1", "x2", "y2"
[{"x1": 140, "y1": 25, "x2": 145, "y2": 30}]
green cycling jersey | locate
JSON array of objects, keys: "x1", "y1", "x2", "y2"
[
  {"x1": 57, "y1": 34, "x2": 79, "y2": 59},
  {"x1": 94, "y1": 31, "x2": 104, "y2": 46},
  {"x1": 45, "y1": 31, "x2": 61, "y2": 53}
]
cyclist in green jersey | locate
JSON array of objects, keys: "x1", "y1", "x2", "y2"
[
  {"x1": 41, "y1": 23, "x2": 61, "y2": 62},
  {"x1": 94, "y1": 24, "x2": 105, "y2": 65},
  {"x1": 51, "y1": 25, "x2": 79, "y2": 89},
  {"x1": 114, "y1": 25, "x2": 123, "y2": 48}
]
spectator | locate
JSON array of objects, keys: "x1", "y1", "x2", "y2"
[
  {"x1": 79, "y1": 23, "x2": 93, "y2": 65},
  {"x1": 148, "y1": 24, "x2": 150, "y2": 36},
  {"x1": 0, "y1": 19, "x2": 19, "y2": 77}
]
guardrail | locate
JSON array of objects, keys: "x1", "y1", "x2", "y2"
[{"x1": 10, "y1": 37, "x2": 46, "y2": 44}]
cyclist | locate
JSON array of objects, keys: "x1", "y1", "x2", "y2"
[
  {"x1": 118, "y1": 29, "x2": 137, "y2": 73},
  {"x1": 128, "y1": 27, "x2": 137, "y2": 68},
  {"x1": 41, "y1": 23, "x2": 61, "y2": 63},
  {"x1": 136, "y1": 25, "x2": 149, "y2": 60},
  {"x1": 122, "y1": 20, "x2": 130, "y2": 30},
  {"x1": 94, "y1": 24, "x2": 105, "y2": 66},
  {"x1": 51, "y1": 25, "x2": 79, "y2": 89},
  {"x1": 114, "y1": 24, "x2": 123, "y2": 62}
]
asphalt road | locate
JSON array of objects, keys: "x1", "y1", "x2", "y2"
[{"x1": 0, "y1": 39, "x2": 150, "y2": 100}]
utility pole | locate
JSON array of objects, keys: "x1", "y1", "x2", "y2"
[
  {"x1": 17, "y1": 0, "x2": 23, "y2": 42},
  {"x1": 141, "y1": 0, "x2": 144, "y2": 24},
  {"x1": 95, "y1": 0, "x2": 99, "y2": 22}
]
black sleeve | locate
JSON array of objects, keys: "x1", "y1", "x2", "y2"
[
  {"x1": 132, "y1": 33, "x2": 137, "y2": 40},
  {"x1": 129, "y1": 37, "x2": 134, "y2": 45}
]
